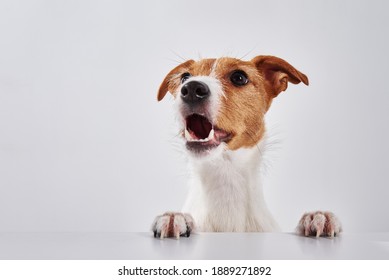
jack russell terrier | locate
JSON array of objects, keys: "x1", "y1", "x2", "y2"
[{"x1": 152, "y1": 55, "x2": 341, "y2": 239}]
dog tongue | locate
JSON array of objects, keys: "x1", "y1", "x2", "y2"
[{"x1": 186, "y1": 114, "x2": 212, "y2": 139}]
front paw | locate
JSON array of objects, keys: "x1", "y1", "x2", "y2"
[
  {"x1": 151, "y1": 212, "x2": 194, "y2": 239},
  {"x1": 297, "y1": 211, "x2": 341, "y2": 238}
]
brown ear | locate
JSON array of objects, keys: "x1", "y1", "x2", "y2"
[
  {"x1": 157, "y1": 60, "x2": 195, "y2": 101},
  {"x1": 251, "y1": 55, "x2": 309, "y2": 98}
]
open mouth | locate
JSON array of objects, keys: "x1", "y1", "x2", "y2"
[{"x1": 184, "y1": 114, "x2": 231, "y2": 153}]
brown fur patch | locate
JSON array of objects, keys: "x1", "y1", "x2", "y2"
[{"x1": 211, "y1": 57, "x2": 269, "y2": 150}]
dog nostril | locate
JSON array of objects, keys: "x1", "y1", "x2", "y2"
[
  {"x1": 195, "y1": 87, "x2": 207, "y2": 97},
  {"x1": 181, "y1": 86, "x2": 189, "y2": 96}
]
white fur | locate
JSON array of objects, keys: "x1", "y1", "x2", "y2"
[{"x1": 182, "y1": 141, "x2": 280, "y2": 232}]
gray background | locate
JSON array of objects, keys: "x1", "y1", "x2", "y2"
[{"x1": 0, "y1": 0, "x2": 388, "y2": 233}]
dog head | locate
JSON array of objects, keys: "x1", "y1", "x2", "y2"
[{"x1": 157, "y1": 55, "x2": 309, "y2": 157}]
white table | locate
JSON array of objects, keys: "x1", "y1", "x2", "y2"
[{"x1": 0, "y1": 232, "x2": 388, "y2": 259}]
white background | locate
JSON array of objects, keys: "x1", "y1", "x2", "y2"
[{"x1": 0, "y1": 0, "x2": 388, "y2": 233}]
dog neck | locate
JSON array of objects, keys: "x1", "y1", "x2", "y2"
[
  {"x1": 191, "y1": 144, "x2": 263, "y2": 190},
  {"x1": 183, "y1": 135, "x2": 279, "y2": 232}
]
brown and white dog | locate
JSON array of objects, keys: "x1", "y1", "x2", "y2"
[{"x1": 152, "y1": 55, "x2": 341, "y2": 239}]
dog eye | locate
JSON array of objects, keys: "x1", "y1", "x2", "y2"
[
  {"x1": 230, "y1": 70, "x2": 249, "y2": 86},
  {"x1": 181, "y1": 72, "x2": 191, "y2": 84}
]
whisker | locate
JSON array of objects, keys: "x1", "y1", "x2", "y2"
[
  {"x1": 169, "y1": 49, "x2": 187, "y2": 62},
  {"x1": 239, "y1": 44, "x2": 259, "y2": 60},
  {"x1": 164, "y1": 57, "x2": 185, "y2": 64},
  {"x1": 245, "y1": 129, "x2": 262, "y2": 155},
  {"x1": 197, "y1": 51, "x2": 203, "y2": 60}
]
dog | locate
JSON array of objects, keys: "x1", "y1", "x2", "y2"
[{"x1": 152, "y1": 55, "x2": 341, "y2": 239}]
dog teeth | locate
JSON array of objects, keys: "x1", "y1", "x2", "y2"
[
  {"x1": 208, "y1": 129, "x2": 214, "y2": 140},
  {"x1": 184, "y1": 128, "x2": 215, "y2": 142},
  {"x1": 185, "y1": 129, "x2": 192, "y2": 141}
]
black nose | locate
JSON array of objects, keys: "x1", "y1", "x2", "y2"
[{"x1": 181, "y1": 81, "x2": 210, "y2": 104}]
